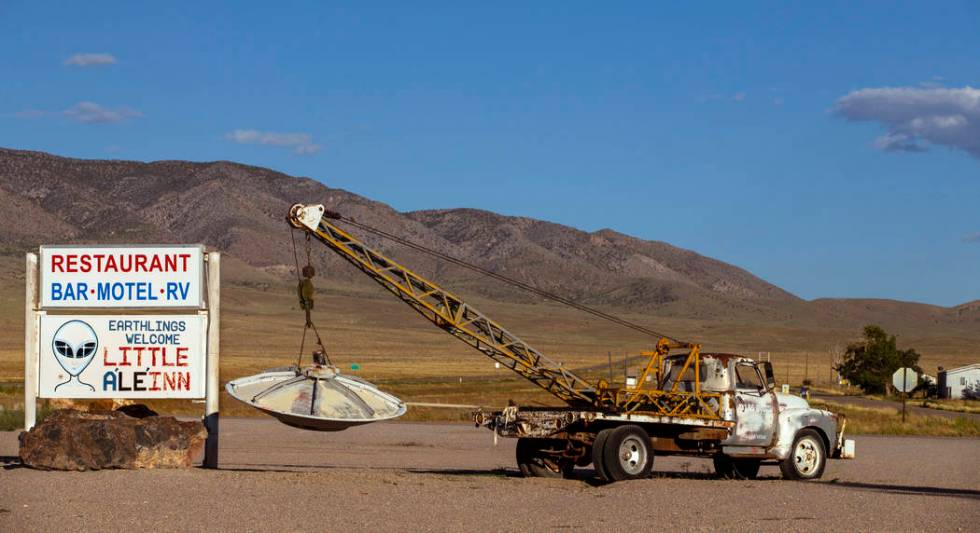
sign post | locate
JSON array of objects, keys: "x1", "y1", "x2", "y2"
[
  {"x1": 204, "y1": 252, "x2": 220, "y2": 469},
  {"x1": 25, "y1": 245, "x2": 219, "y2": 468},
  {"x1": 23, "y1": 253, "x2": 39, "y2": 431},
  {"x1": 892, "y1": 367, "x2": 918, "y2": 423}
]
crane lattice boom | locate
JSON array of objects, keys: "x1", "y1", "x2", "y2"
[{"x1": 288, "y1": 204, "x2": 597, "y2": 406}]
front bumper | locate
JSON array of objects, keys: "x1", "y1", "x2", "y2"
[{"x1": 832, "y1": 416, "x2": 856, "y2": 459}]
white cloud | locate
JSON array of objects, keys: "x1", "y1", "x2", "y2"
[
  {"x1": 64, "y1": 53, "x2": 117, "y2": 67},
  {"x1": 63, "y1": 101, "x2": 142, "y2": 123},
  {"x1": 225, "y1": 129, "x2": 321, "y2": 155},
  {"x1": 833, "y1": 86, "x2": 980, "y2": 158},
  {"x1": 872, "y1": 132, "x2": 926, "y2": 153}
]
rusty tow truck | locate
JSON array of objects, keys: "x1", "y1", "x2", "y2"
[
  {"x1": 287, "y1": 203, "x2": 856, "y2": 483},
  {"x1": 479, "y1": 347, "x2": 856, "y2": 481}
]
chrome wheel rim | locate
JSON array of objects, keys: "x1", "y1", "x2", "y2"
[
  {"x1": 618, "y1": 436, "x2": 647, "y2": 475},
  {"x1": 793, "y1": 437, "x2": 821, "y2": 476}
]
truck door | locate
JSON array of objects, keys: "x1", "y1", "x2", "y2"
[{"x1": 732, "y1": 361, "x2": 776, "y2": 446}]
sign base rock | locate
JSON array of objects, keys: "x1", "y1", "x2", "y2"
[{"x1": 19, "y1": 408, "x2": 206, "y2": 470}]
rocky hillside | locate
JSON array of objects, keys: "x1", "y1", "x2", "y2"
[{"x1": 406, "y1": 208, "x2": 803, "y2": 318}]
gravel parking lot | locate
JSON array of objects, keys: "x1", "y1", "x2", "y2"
[{"x1": 2, "y1": 419, "x2": 978, "y2": 532}]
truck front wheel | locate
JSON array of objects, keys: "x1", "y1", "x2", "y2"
[
  {"x1": 516, "y1": 438, "x2": 574, "y2": 478},
  {"x1": 780, "y1": 429, "x2": 827, "y2": 480},
  {"x1": 595, "y1": 425, "x2": 654, "y2": 482},
  {"x1": 713, "y1": 455, "x2": 761, "y2": 479}
]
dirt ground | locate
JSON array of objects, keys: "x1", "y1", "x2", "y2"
[{"x1": 1, "y1": 419, "x2": 978, "y2": 532}]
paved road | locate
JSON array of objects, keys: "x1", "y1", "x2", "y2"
[
  {"x1": 2, "y1": 419, "x2": 978, "y2": 532},
  {"x1": 811, "y1": 393, "x2": 980, "y2": 422}
]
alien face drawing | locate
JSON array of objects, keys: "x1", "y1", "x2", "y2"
[{"x1": 52, "y1": 320, "x2": 98, "y2": 391}]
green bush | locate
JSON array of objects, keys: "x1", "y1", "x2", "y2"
[{"x1": 834, "y1": 325, "x2": 921, "y2": 394}]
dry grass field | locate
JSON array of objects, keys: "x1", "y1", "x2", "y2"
[{"x1": 2, "y1": 271, "x2": 978, "y2": 422}]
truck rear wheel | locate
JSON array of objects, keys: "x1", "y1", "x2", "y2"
[
  {"x1": 780, "y1": 429, "x2": 827, "y2": 480},
  {"x1": 516, "y1": 438, "x2": 574, "y2": 478},
  {"x1": 713, "y1": 455, "x2": 761, "y2": 480},
  {"x1": 596, "y1": 425, "x2": 653, "y2": 482},
  {"x1": 591, "y1": 428, "x2": 613, "y2": 481}
]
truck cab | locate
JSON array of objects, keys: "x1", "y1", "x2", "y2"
[{"x1": 670, "y1": 353, "x2": 855, "y2": 480}]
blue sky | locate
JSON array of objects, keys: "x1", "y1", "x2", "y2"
[{"x1": 2, "y1": 2, "x2": 978, "y2": 306}]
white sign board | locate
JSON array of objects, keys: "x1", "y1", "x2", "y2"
[
  {"x1": 38, "y1": 314, "x2": 206, "y2": 399},
  {"x1": 39, "y1": 245, "x2": 203, "y2": 308},
  {"x1": 892, "y1": 367, "x2": 918, "y2": 393}
]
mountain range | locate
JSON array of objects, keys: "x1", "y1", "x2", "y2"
[{"x1": 0, "y1": 147, "x2": 976, "y2": 335}]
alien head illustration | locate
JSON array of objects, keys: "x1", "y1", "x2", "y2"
[{"x1": 52, "y1": 320, "x2": 98, "y2": 391}]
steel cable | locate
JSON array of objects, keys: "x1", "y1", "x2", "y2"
[{"x1": 333, "y1": 216, "x2": 681, "y2": 343}]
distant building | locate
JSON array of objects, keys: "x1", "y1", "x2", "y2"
[{"x1": 937, "y1": 364, "x2": 980, "y2": 399}]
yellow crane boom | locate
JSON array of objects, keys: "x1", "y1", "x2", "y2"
[
  {"x1": 288, "y1": 204, "x2": 597, "y2": 406},
  {"x1": 288, "y1": 203, "x2": 725, "y2": 422}
]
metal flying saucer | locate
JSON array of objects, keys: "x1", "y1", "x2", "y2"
[{"x1": 226, "y1": 366, "x2": 406, "y2": 431}]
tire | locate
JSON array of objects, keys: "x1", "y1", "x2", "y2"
[
  {"x1": 591, "y1": 428, "x2": 614, "y2": 481},
  {"x1": 780, "y1": 429, "x2": 827, "y2": 480},
  {"x1": 600, "y1": 425, "x2": 654, "y2": 481},
  {"x1": 713, "y1": 455, "x2": 761, "y2": 480},
  {"x1": 516, "y1": 438, "x2": 574, "y2": 478}
]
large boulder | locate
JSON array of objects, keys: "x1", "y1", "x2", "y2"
[{"x1": 18, "y1": 408, "x2": 206, "y2": 470}]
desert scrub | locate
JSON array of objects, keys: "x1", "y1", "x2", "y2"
[
  {"x1": 0, "y1": 405, "x2": 54, "y2": 432},
  {"x1": 812, "y1": 399, "x2": 980, "y2": 437},
  {"x1": 920, "y1": 399, "x2": 980, "y2": 414}
]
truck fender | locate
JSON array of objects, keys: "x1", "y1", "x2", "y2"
[{"x1": 770, "y1": 409, "x2": 836, "y2": 460}]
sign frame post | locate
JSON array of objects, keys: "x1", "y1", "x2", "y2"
[
  {"x1": 204, "y1": 252, "x2": 220, "y2": 469},
  {"x1": 24, "y1": 253, "x2": 39, "y2": 431}
]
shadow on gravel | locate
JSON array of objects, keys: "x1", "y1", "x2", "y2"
[
  {"x1": 216, "y1": 463, "x2": 520, "y2": 477},
  {"x1": 217, "y1": 464, "x2": 772, "y2": 486},
  {"x1": 408, "y1": 467, "x2": 748, "y2": 487},
  {"x1": 822, "y1": 480, "x2": 980, "y2": 500},
  {"x1": 1, "y1": 455, "x2": 23, "y2": 470},
  {"x1": 407, "y1": 468, "x2": 518, "y2": 478},
  {"x1": 581, "y1": 469, "x2": 785, "y2": 487}
]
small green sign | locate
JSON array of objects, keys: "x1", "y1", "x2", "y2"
[{"x1": 351, "y1": 363, "x2": 361, "y2": 371}]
